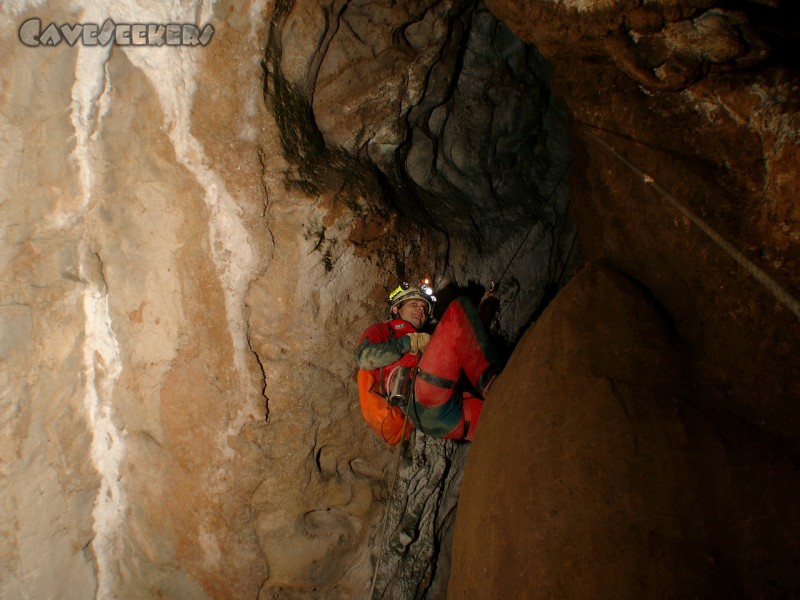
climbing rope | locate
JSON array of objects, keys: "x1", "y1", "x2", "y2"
[
  {"x1": 368, "y1": 365, "x2": 417, "y2": 599},
  {"x1": 583, "y1": 126, "x2": 800, "y2": 322}
]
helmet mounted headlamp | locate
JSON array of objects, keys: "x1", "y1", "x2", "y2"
[{"x1": 388, "y1": 278, "x2": 437, "y2": 315}]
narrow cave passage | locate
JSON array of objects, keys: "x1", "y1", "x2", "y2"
[
  {"x1": 253, "y1": 2, "x2": 576, "y2": 597},
  {"x1": 250, "y1": 1, "x2": 800, "y2": 598}
]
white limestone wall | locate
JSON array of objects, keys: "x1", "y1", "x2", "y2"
[{"x1": 0, "y1": 2, "x2": 274, "y2": 597}]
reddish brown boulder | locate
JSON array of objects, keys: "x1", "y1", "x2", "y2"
[{"x1": 449, "y1": 261, "x2": 800, "y2": 599}]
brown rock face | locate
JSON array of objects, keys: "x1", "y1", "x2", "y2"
[
  {"x1": 449, "y1": 1, "x2": 800, "y2": 597},
  {"x1": 484, "y1": 0, "x2": 800, "y2": 454},
  {"x1": 484, "y1": 0, "x2": 773, "y2": 91},
  {"x1": 449, "y1": 262, "x2": 800, "y2": 598},
  {"x1": 264, "y1": 0, "x2": 575, "y2": 331}
]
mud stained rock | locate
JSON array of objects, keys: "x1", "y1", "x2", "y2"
[{"x1": 449, "y1": 261, "x2": 800, "y2": 599}]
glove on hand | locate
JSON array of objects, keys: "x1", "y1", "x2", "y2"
[{"x1": 406, "y1": 332, "x2": 431, "y2": 354}]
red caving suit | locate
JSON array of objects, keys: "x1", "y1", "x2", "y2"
[{"x1": 355, "y1": 297, "x2": 500, "y2": 441}]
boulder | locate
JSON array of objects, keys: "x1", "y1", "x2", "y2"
[{"x1": 449, "y1": 261, "x2": 800, "y2": 598}]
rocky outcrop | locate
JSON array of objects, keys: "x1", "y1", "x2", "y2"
[
  {"x1": 264, "y1": 0, "x2": 576, "y2": 333},
  {"x1": 253, "y1": 4, "x2": 575, "y2": 595},
  {"x1": 368, "y1": 437, "x2": 468, "y2": 600},
  {"x1": 485, "y1": 0, "x2": 800, "y2": 456},
  {"x1": 449, "y1": 262, "x2": 800, "y2": 598}
]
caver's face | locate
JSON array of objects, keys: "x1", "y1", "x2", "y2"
[{"x1": 394, "y1": 299, "x2": 427, "y2": 329}]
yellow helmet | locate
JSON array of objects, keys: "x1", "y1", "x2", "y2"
[{"x1": 388, "y1": 280, "x2": 436, "y2": 315}]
